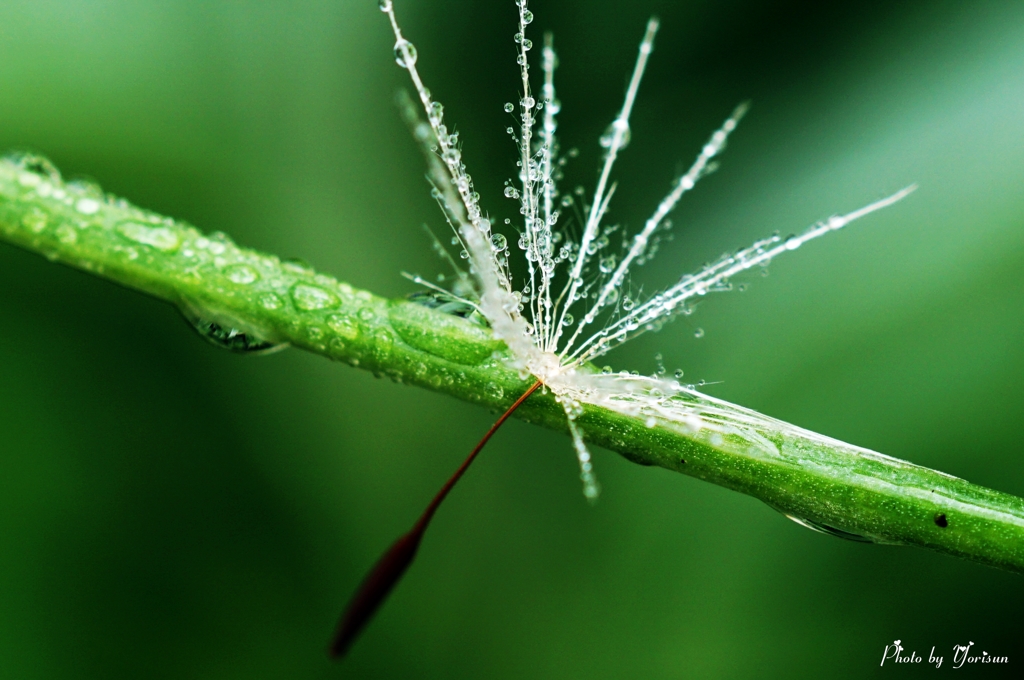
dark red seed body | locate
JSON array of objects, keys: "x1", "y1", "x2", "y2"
[{"x1": 329, "y1": 380, "x2": 543, "y2": 658}]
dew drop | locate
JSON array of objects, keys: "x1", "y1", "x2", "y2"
[
  {"x1": 206, "y1": 237, "x2": 227, "y2": 255},
  {"x1": 259, "y1": 293, "x2": 283, "y2": 310},
  {"x1": 778, "y1": 511, "x2": 878, "y2": 543},
  {"x1": 598, "y1": 255, "x2": 617, "y2": 274},
  {"x1": 561, "y1": 313, "x2": 574, "y2": 326},
  {"x1": 17, "y1": 172, "x2": 41, "y2": 187},
  {"x1": 224, "y1": 264, "x2": 258, "y2": 285},
  {"x1": 522, "y1": 9, "x2": 534, "y2": 24},
  {"x1": 373, "y1": 330, "x2": 394, "y2": 361},
  {"x1": 75, "y1": 198, "x2": 100, "y2": 215},
  {"x1": 56, "y1": 224, "x2": 77, "y2": 244},
  {"x1": 504, "y1": 186, "x2": 520, "y2": 199},
  {"x1": 428, "y1": 101, "x2": 444, "y2": 123},
  {"x1": 291, "y1": 283, "x2": 339, "y2": 311},
  {"x1": 486, "y1": 382, "x2": 505, "y2": 400},
  {"x1": 21, "y1": 208, "x2": 48, "y2": 234},
  {"x1": 674, "y1": 369, "x2": 684, "y2": 379},
  {"x1": 622, "y1": 297, "x2": 635, "y2": 311},
  {"x1": 117, "y1": 221, "x2": 181, "y2": 252},
  {"x1": 7, "y1": 152, "x2": 61, "y2": 184},
  {"x1": 504, "y1": 102, "x2": 515, "y2": 113},
  {"x1": 179, "y1": 304, "x2": 286, "y2": 355},
  {"x1": 784, "y1": 235, "x2": 801, "y2": 251},
  {"x1": 694, "y1": 328, "x2": 705, "y2": 339},
  {"x1": 357, "y1": 307, "x2": 375, "y2": 321},
  {"x1": 599, "y1": 119, "x2": 631, "y2": 149},
  {"x1": 394, "y1": 39, "x2": 418, "y2": 68},
  {"x1": 491, "y1": 233, "x2": 507, "y2": 251},
  {"x1": 378, "y1": 0, "x2": 392, "y2": 11},
  {"x1": 327, "y1": 313, "x2": 359, "y2": 339}
]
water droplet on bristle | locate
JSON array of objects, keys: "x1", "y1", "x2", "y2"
[
  {"x1": 599, "y1": 119, "x2": 631, "y2": 149},
  {"x1": 394, "y1": 39, "x2": 418, "y2": 68},
  {"x1": 428, "y1": 101, "x2": 443, "y2": 123}
]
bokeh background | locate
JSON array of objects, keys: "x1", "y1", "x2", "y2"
[{"x1": 2, "y1": 1, "x2": 1023, "y2": 677}]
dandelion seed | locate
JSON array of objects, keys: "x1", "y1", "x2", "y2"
[
  {"x1": 331, "y1": 0, "x2": 914, "y2": 658},
  {"x1": 385, "y1": 0, "x2": 913, "y2": 495}
]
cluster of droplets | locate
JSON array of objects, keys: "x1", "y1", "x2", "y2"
[{"x1": 1, "y1": 153, "x2": 434, "y2": 364}]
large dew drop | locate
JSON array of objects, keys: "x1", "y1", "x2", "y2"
[
  {"x1": 394, "y1": 39, "x2": 417, "y2": 69},
  {"x1": 599, "y1": 119, "x2": 631, "y2": 150},
  {"x1": 179, "y1": 302, "x2": 288, "y2": 355},
  {"x1": 780, "y1": 512, "x2": 878, "y2": 544},
  {"x1": 327, "y1": 313, "x2": 359, "y2": 339},
  {"x1": 291, "y1": 283, "x2": 339, "y2": 311},
  {"x1": 224, "y1": 264, "x2": 259, "y2": 285},
  {"x1": 117, "y1": 221, "x2": 181, "y2": 252},
  {"x1": 75, "y1": 198, "x2": 101, "y2": 215},
  {"x1": 5, "y1": 151, "x2": 62, "y2": 185}
]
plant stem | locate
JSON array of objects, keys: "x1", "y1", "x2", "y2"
[{"x1": 2, "y1": 156, "x2": 1023, "y2": 574}]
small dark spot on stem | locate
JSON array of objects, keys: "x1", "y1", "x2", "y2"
[
  {"x1": 679, "y1": 458, "x2": 687, "y2": 465},
  {"x1": 934, "y1": 513, "x2": 948, "y2": 528}
]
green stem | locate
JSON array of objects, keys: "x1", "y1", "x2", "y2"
[{"x1": 2, "y1": 155, "x2": 1023, "y2": 573}]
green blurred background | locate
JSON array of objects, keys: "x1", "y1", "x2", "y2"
[{"x1": 2, "y1": 1, "x2": 1022, "y2": 677}]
